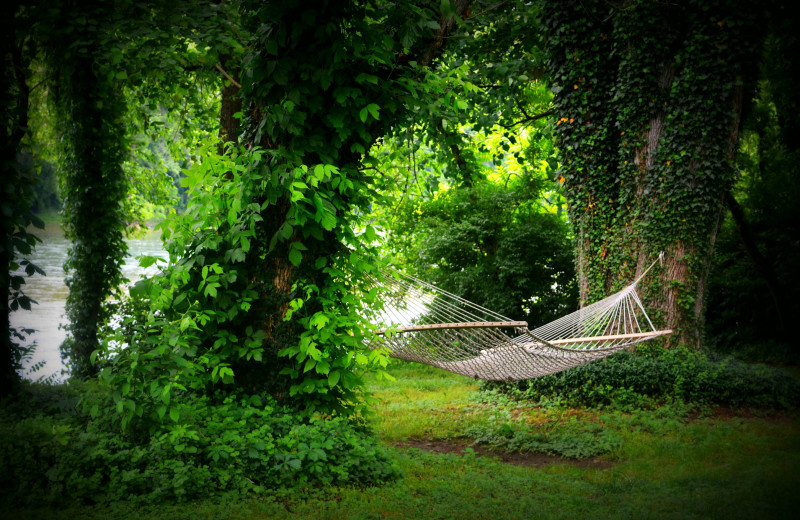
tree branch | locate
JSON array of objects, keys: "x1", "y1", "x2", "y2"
[
  {"x1": 464, "y1": 1, "x2": 509, "y2": 20},
  {"x1": 724, "y1": 190, "x2": 786, "y2": 337},
  {"x1": 215, "y1": 63, "x2": 242, "y2": 89},
  {"x1": 499, "y1": 109, "x2": 553, "y2": 129}
]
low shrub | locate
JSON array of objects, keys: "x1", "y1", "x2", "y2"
[
  {"x1": 0, "y1": 384, "x2": 399, "y2": 507},
  {"x1": 482, "y1": 345, "x2": 800, "y2": 410},
  {"x1": 465, "y1": 420, "x2": 622, "y2": 459}
]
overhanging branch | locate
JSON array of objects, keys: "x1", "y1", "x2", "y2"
[
  {"x1": 499, "y1": 109, "x2": 553, "y2": 129},
  {"x1": 215, "y1": 63, "x2": 242, "y2": 89}
]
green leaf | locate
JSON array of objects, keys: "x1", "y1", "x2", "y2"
[
  {"x1": 169, "y1": 407, "x2": 180, "y2": 422},
  {"x1": 180, "y1": 315, "x2": 196, "y2": 331},
  {"x1": 355, "y1": 73, "x2": 379, "y2": 85},
  {"x1": 138, "y1": 255, "x2": 159, "y2": 268},
  {"x1": 321, "y1": 212, "x2": 337, "y2": 231},
  {"x1": 289, "y1": 247, "x2": 303, "y2": 266},
  {"x1": 367, "y1": 103, "x2": 380, "y2": 120},
  {"x1": 360, "y1": 103, "x2": 380, "y2": 122},
  {"x1": 328, "y1": 370, "x2": 340, "y2": 387}
]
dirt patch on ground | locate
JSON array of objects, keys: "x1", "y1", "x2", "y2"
[
  {"x1": 688, "y1": 406, "x2": 792, "y2": 424},
  {"x1": 392, "y1": 438, "x2": 614, "y2": 469}
]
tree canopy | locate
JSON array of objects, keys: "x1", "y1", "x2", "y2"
[
  {"x1": 2, "y1": 0, "x2": 800, "y2": 508},
  {"x1": 3, "y1": 0, "x2": 798, "y2": 408}
]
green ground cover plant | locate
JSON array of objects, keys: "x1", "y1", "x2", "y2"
[
  {"x1": 0, "y1": 382, "x2": 398, "y2": 507},
  {"x1": 3, "y1": 360, "x2": 799, "y2": 519},
  {"x1": 483, "y1": 344, "x2": 800, "y2": 411}
]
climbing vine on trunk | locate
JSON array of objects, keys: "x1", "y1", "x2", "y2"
[
  {"x1": 544, "y1": 0, "x2": 763, "y2": 346},
  {"x1": 49, "y1": 2, "x2": 129, "y2": 379},
  {"x1": 96, "y1": 0, "x2": 475, "y2": 429}
]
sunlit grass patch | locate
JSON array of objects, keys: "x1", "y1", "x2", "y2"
[
  {"x1": 367, "y1": 361, "x2": 628, "y2": 458},
  {"x1": 365, "y1": 360, "x2": 484, "y2": 440}
]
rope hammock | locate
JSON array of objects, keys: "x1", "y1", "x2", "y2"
[{"x1": 367, "y1": 255, "x2": 671, "y2": 381}]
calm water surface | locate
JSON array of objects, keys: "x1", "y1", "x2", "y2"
[{"x1": 10, "y1": 220, "x2": 168, "y2": 382}]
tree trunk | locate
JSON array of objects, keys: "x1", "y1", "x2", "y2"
[
  {"x1": 545, "y1": 0, "x2": 763, "y2": 347},
  {"x1": 723, "y1": 190, "x2": 786, "y2": 337},
  {"x1": 1, "y1": 10, "x2": 31, "y2": 395},
  {"x1": 57, "y1": 42, "x2": 128, "y2": 379},
  {"x1": 217, "y1": 53, "x2": 241, "y2": 153},
  {"x1": 227, "y1": 0, "x2": 471, "y2": 393}
]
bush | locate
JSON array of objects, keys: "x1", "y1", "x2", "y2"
[
  {"x1": 465, "y1": 418, "x2": 623, "y2": 459},
  {"x1": 0, "y1": 384, "x2": 399, "y2": 507},
  {"x1": 387, "y1": 178, "x2": 578, "y2": 327},
  {"x1": 482, "y1": 345, "x2": 800, "y2": 410}
]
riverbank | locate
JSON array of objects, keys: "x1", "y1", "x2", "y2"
[{"x1": 10, "y1": 216, "x2": 168, "y2": 381}]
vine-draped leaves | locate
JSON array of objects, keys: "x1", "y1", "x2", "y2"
[
  {"x1": 94, "y1": 0, "x2": 475, "y2": 428},
  {"x1": 29, "y1": 0, "x2": 247, "y2": 379},
  {"x1": 99, "y1": 141, "x2": 398, "y2": 428},
  {"x1": 46, "y1": 0, "x2": 131, "y2": 379}
]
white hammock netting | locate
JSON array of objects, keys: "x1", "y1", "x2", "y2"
[{"x1": 366, "y1": 260, "x2": 671, "y2": 381}]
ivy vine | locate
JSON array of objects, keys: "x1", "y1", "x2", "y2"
[{"x1": 544, "y1": 0, "x2": 764, "y2": 345}]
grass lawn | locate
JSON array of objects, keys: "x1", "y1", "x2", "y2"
[{"x1": 5, "y1": 362, "x2": 799, "y2": 519}]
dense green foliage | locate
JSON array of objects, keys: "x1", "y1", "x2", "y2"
[
  {"x1": 0, "y1": 383, "x2": 397, "y2": 506},
  {"x1": 99, "y1": 142, "x2": 396, "y2": 428},
  {"x1": 484, "y1": 345, "x2": 800, "y2": 410},
  {"x1": 90, "y1": 0, "x2": 471, "y2": 430},
  {"x1": 3, "y1": 0, "x2": 800, "y2": 511},
  {"x1": 387, "y1": 177, "x2": 576, "y2": 326},
  {"x1": 6, "y1": 363, "x2": 800, "y2": 518},
  {"x1": 5, "y1": 0, "x2": 244, "y2": 381},
  {"x1": 368, "y1": 0, "x2": 570, "y2": 326}
]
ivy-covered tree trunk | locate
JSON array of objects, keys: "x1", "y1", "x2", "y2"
[
  {"x1": 54, "y1": 34, "x2": 128, "y2": 379},
  {"x1": 202, "y1": 0, "x2": 474, "y2": 397},
  {"x1": 545, "y1": 0, "x2": 762, "y2": 347}
]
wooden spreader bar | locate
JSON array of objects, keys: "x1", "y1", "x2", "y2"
[
  {"x1": 377, "y1": 321, "x2": 528, "y2": 336},
  {"x1": 547, "y1": 330, "x2": 673, "y2": 345}
]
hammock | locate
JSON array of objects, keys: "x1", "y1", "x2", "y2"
[{"x1": 367, "y1": 256, "x2": 671, "y2": 381}]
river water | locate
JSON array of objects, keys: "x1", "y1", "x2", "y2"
[{"x1": 9, "y1": 220, "x2": 168, "y2": 382}]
